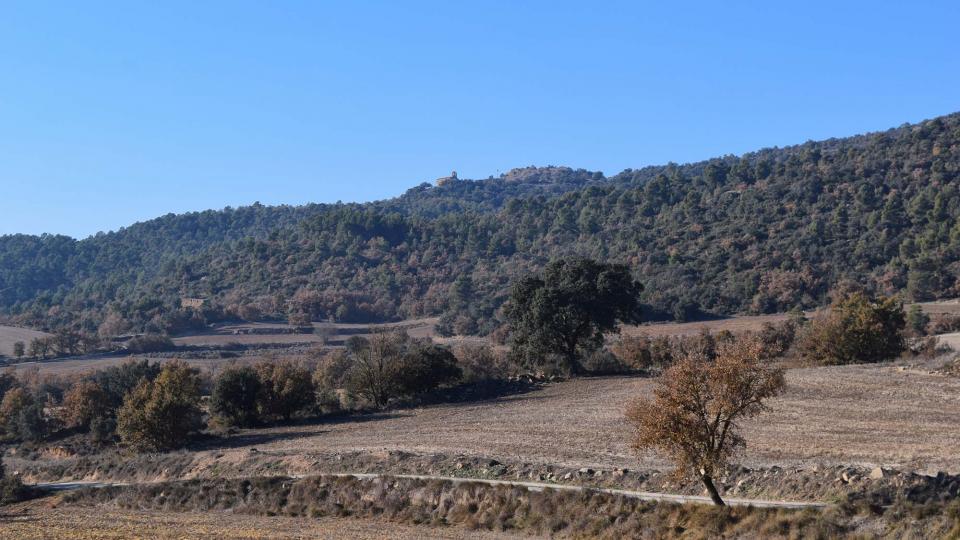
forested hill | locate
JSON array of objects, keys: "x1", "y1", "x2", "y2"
[{"x1": 3, "y1": 112, "x2": 960, "y2": 337}]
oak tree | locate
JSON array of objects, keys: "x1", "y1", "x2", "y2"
[{"x1": 505, "y1": 258, "x2": 643, "y2": 374}]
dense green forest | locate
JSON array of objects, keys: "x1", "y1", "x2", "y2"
[{"x1": 2, "y1": 113, "x2": 959, "y2": 337}]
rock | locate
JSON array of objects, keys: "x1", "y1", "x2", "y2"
[
  {"x1": 563, "y1": 472, "x2": 573, "y2": 480},
  {"x1": 841, "y1": 471, "x2": 859, "y2": 483},
  {"x1": 869, "y1": 467, "x2": 887, "y2": 480},
  {"x1": 579, "y1": 468, "x2": 594, "y2": 475}
]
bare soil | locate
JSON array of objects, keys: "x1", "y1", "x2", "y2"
[{"x1": 207, "y1": 363, "x2": 960, "y2": 474}]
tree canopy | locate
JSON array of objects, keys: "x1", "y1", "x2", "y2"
[{"x1": 505, "y1": 258, "x2": 643, "y2": 373}]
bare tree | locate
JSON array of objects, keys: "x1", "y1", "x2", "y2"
[{"x1": 625, "y1": 337, "x2": 785, "y2": 505}]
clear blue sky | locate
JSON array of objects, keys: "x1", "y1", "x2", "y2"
[{"x1": 1, "y1": 1, "x2": 958, "y2": 238}]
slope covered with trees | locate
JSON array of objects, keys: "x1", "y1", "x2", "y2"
[{"x1": 2, "y1": 113, "x2": 959, "y2": 337}]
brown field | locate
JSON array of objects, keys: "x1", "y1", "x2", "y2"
[
  {"x1": 199, "y1": 362, "x2": 957, "y2": 474},
  {"x1": 621, "y1": 314, "x2": 793, "y2": 338},
  {"x1": 0, "y1": 498, "x2": 516, "y2": 539},
  {"x1": 17, "y1": 360, "x2": 953, "y2": 483},
  {"x1": 0, "y1": 325, "x2": 50, "y2": 357},
  {"x1": 172, "y1": 318, "x2": 439, "y2": 347}
]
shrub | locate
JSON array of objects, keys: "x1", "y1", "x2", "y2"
[
  {"x1": 0, "y1": 372, "x2": 16, "y2": 401},
  {"x1": 799, "y1": 292, "x2": 906, "y2": 365},
  {"x1": 581, "y1": 348, "x2": 633, "y2": 375},
  {"x1": 89, "y1": 414, "x2": 117, "y2": 444},
  {"x1": 342, "y1": 332, "x2": 464, "y2": 408},
  {"x1": 313, "y1": 351, "x2": 354, "y2": 412},
  {"x1": 254, "y1": 361, "x2": 315, "y2": 421},
  {"x1": 92, "y1": 359, "x2": 162, "y2": 408},
  {"x1": 60, "y1": 380, "x2": 111, "y2": 431},
  {"x1": 929, "y1": 313, "x2": 960, "y2": 334},
  {"x1": 116, "y1": 360, "x2": 204, "y2": 451},
  {"x1": 125, "y1": 334, "x2": 175, "y2": 354},
  {"x1": 393, "y1": 344, "x2": 461, "y2": 396},
  {"x1": 756, "y1": 319, "x2": 799, "y2": 358},
  {"x1": 910, "y1": 336, "x2": 949, "y2": 358},
  {"x1": 453, "y1": 344, "x2": 512, "y2": 383},
  {"x1": 210, "y1": 366, "x2": 262, "y2": 428},
  {"x1": 610, "y1": 336, "x2": 668, "y2": 371},
  {"x1": 0, "y1": 476, "x2": 31, "y2": 505},
  {"x1": 907, "y1": 305, "x2": 931, "y2": 336},
  {"x1": 0, "y1": 387, "x2": 49, "y2": 442}
]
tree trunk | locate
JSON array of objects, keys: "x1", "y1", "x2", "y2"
[{"x1": 700, "y1": 473, "x2": 725, "y2": 506}]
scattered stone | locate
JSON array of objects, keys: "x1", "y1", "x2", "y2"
[{"x1": 870, "y1": 467, "x2": 887, "y2": 480}]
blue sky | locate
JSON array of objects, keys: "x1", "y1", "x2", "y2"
[{"x1": 1, "y1": 1, "x2": 958, "y2": 238}]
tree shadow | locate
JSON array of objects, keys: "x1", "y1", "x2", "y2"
[
  {"x1": 190, "y1": 412, "x2": 408, "y2": 451},
  {"x1": 410, "y1": 378, "x2": 544, "y2": 407}
]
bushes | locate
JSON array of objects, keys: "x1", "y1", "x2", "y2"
[
  {"x1": 60, "y1": 380, "x2": 110, "y2": 431},
  {"x1": 253, "y1": 361, "x2": 315, "y2": 421},
  {"x1": 125, "y1": 334, "x2": 175, "y2": 354},
  {"x1": 453, "y1": 344, "x2": 512, "y2": 383},
  {"x1": 61, "y1": 474, "x2": 860, "y2": 538},
  {"x1": 92, "y1": 359, "x2": 162, "y2": 408},
  {"x1": 210, "y1": 366, "x2": 262, "y2": 428},
  {"x1": 609, "y1": 336, "x2": 676, "y2": 372},
  {"x1": 392, "y1": 344, "x2": 461, "y2": 396},
  {"x1": 799, "y1": 292, "x2": 906, "y2": 365},
  {"x1": 116, "y1": 361, "x2": 204, "y2": 451},
  {"x1": 0, "y1": 387, "x2": 49, "y2": 442},
  {"x1": 320, "y1": 332, "x2": 467, "y2": 409}
]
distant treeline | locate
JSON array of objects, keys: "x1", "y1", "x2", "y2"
[{"x1": 1, "y1": 113, "x2": 960, "y2": 337}]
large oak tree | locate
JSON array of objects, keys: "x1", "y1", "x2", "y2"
[{"x1": 505, "y1": 258, "x2": 643, "y2": 373}]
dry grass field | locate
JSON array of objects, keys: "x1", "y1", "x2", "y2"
[
  {"x1": 0, "y1": 498, "x2": 517, "y2": 539},
  {"x1": 208, "y1": 363, "x2": 959, "y2": 474},
  {"x1": 172, "y1": 318, "x2": 439, "y2": 347},
  {"x1": 621, "y1": 314, "x2": 792, "y2": 338},
  {"x1": 0, "y1": 325, "x2": 50, "y2": 357}
]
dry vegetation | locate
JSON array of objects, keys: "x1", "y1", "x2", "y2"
[
  {"x1": 0, "y1": 496, "x2": 516, "y2": 539},
  {"x1": 7, "y1": 474, "x2": 957, "y2": 539}
]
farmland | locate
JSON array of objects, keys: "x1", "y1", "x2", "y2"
[
  {"x1": 12, "y1": 360, "x2": 960, "y2": 484},
  {"x1": 0, "y1": 325, "x2": 50, "y2": 358}
]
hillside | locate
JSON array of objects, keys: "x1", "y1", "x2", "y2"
[{"x1": 2, "y1": 113, "x2": 960, "y2": 336}]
